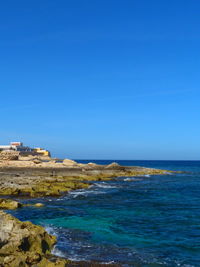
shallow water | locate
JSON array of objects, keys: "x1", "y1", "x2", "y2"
[{"x1": 9, "y1": 160, "x2": 200, "y2": 266}]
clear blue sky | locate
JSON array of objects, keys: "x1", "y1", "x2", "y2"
[{"x1": 0, "y1": 0, "x2": 199, "y2": 160}]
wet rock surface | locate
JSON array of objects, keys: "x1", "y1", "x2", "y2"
[{"x1": 0, "y1": 198, "x2": 22, "y2": 209}]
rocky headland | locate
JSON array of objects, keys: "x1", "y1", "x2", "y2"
[
  {"x1": 0, "y1": 156, "x2": 173, "y2": 198},
  {"x1": 0, "y1": 153, "x2": 176, "y2": 266}
]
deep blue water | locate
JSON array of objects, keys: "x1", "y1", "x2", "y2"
[{"x1": 8, "y1": 160, "x2": 200, "y2": 266}]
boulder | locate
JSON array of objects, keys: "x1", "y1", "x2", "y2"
[
  {"x1": 0, "y1": 198, "x2": 22, "y2": 209},
  {"x1": 85, "y1": 162, "x2": 103, "y2": 170},
  {"x1": 63, "y1": 159, "x2": 78, "y2": 166},
  {"x1": 34, "y1": 203, "x2": 44, "y2": 207},
  {"x1": 87, "y1": 162, "x2": 99, "y2": 167},
  {"x1": 33, "y1": 158, "x2": 42, "y2": 164},
  {"x1": 105, "y1": 162, "x2": 123, "y2": 170}
]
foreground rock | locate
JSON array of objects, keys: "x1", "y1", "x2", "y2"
[
  {"x1": 0, "y1": 211, "x2": 120, "y2": 267},
  {"x1": 0, "y1": 210, "x2": 57, "y2": 266}
]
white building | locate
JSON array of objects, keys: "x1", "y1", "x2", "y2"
[
  {"x1": 0, "y1": 142, "x2": 32, "y2": 152},
  {"x1": 0, "y1": 142, "x2": 50, "y2": 156}
]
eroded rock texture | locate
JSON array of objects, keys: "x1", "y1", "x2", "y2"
[{"x1": 0, "y1": 151, "x2": 19, "y2": 161}]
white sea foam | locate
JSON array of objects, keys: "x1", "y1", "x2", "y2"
[
  {"x1": 164, "y1": 171, "x2": 173, "y2": 175},
  {"x1": 124, "y1": 178, "x2": 133, "y2": 181},
  {"x1": 94, "y1": 183, "x2": 117, "y2": 189},
  {"x1": 102, "y1": 261, "x2": 116, "y2": 265},
  {"x1": 68, "y1": 189, "x2": 105, "y2": 198},
  {"x1": 53, "y1": 246, "x2": 87, "y2": 262},
  {"x1": 52, "y1": 246, "x2": 66, "y2": 258},
  {"x1": 54, "y1": 197, "x2": 65, "y2": 201},
  {"x1": 66, "y1": 255, "x2": 87, "y2": 262},
  {"x1": 123, "y1": 177, "x2": 142, "y2": 181},
  {"x1": 69, "y1": 190, "x2": 88, "y2": 197},
  {"x1": 44, "y1": 225, "x2": 58, "y2": 237}
]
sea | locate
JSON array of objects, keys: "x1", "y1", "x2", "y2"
[{"x1": 8, "y1": 160, "x2": 200, "y2": 267}]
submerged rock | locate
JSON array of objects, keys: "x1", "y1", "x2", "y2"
[{"x1": 34, "y1": 203, "x2": 44, "y2": 207}]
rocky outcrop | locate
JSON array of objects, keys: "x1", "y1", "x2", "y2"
[
  {"x1": 33, "y1": 158, "x2": 42, "y2": 164},
  {"x1": 0, "y1": 160, "x2": 175, "y2": 198},
  {"x1": 0, "y1": 198, "x2": 46, "y2": 210},
  {"x1": 105, "y1": 162, "x2": 124, "y2": 170},
  {"x1": 0, "y1": 211, "x2": 120, "y2": 267},
  {"x1": 0, "y1": 150, "x2": 19, "y2": 161},
  {"x1": 87, "y1": 163, "x2": 99, "y2": 167},
  {"x1": 19, "y1": 155, "x2": 51, "y2": 161},
  {"x1": 0, "y1": 198, "x2": 22, "y2": 209},
  {"x1": 0, "y1": 211, "x2": 57, "y2": 266}
]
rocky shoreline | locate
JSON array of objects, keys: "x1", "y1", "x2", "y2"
[
  {"x1": 0, "y1": 210, "x2": 120, "y2": 267},
  {"x1": 0, "y1": 157, "x2": 176, "y2": 266}
]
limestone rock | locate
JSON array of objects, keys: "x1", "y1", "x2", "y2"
[
  {"x1": 63, "y1": 159, "x2": 78, "y2": 166},
  {"x1": 0, "y1": 150, "x2": 19, "y2": 161},
  {"x1": 105, "y1": 162, "x2": 122, "y2": 169},
  {"x1": 50, "y1": 159, "x2": 57, "y2": 163},
  {"x1": 19, "y1": 155, "x2": 51, "y2": 161},
  {"x1": 0, "y1": 198, "x2": 22, "y2": 209},
  {"x1": 0, "y1": 211, "x2": 56, "y2": 266},
  {"x1": 33, "y1": 158, "x2": 42, "y2": 164},
  {"x1": 34, "y1": 203, "x2": 44, "y2": 207},
  {"x1": 87, "y1": 162, "x2": 99, "y2": 167}
]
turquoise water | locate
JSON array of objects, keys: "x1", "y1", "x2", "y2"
[{"x1": 9, "y1": 160, "x2": 200, "y2": 266}]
